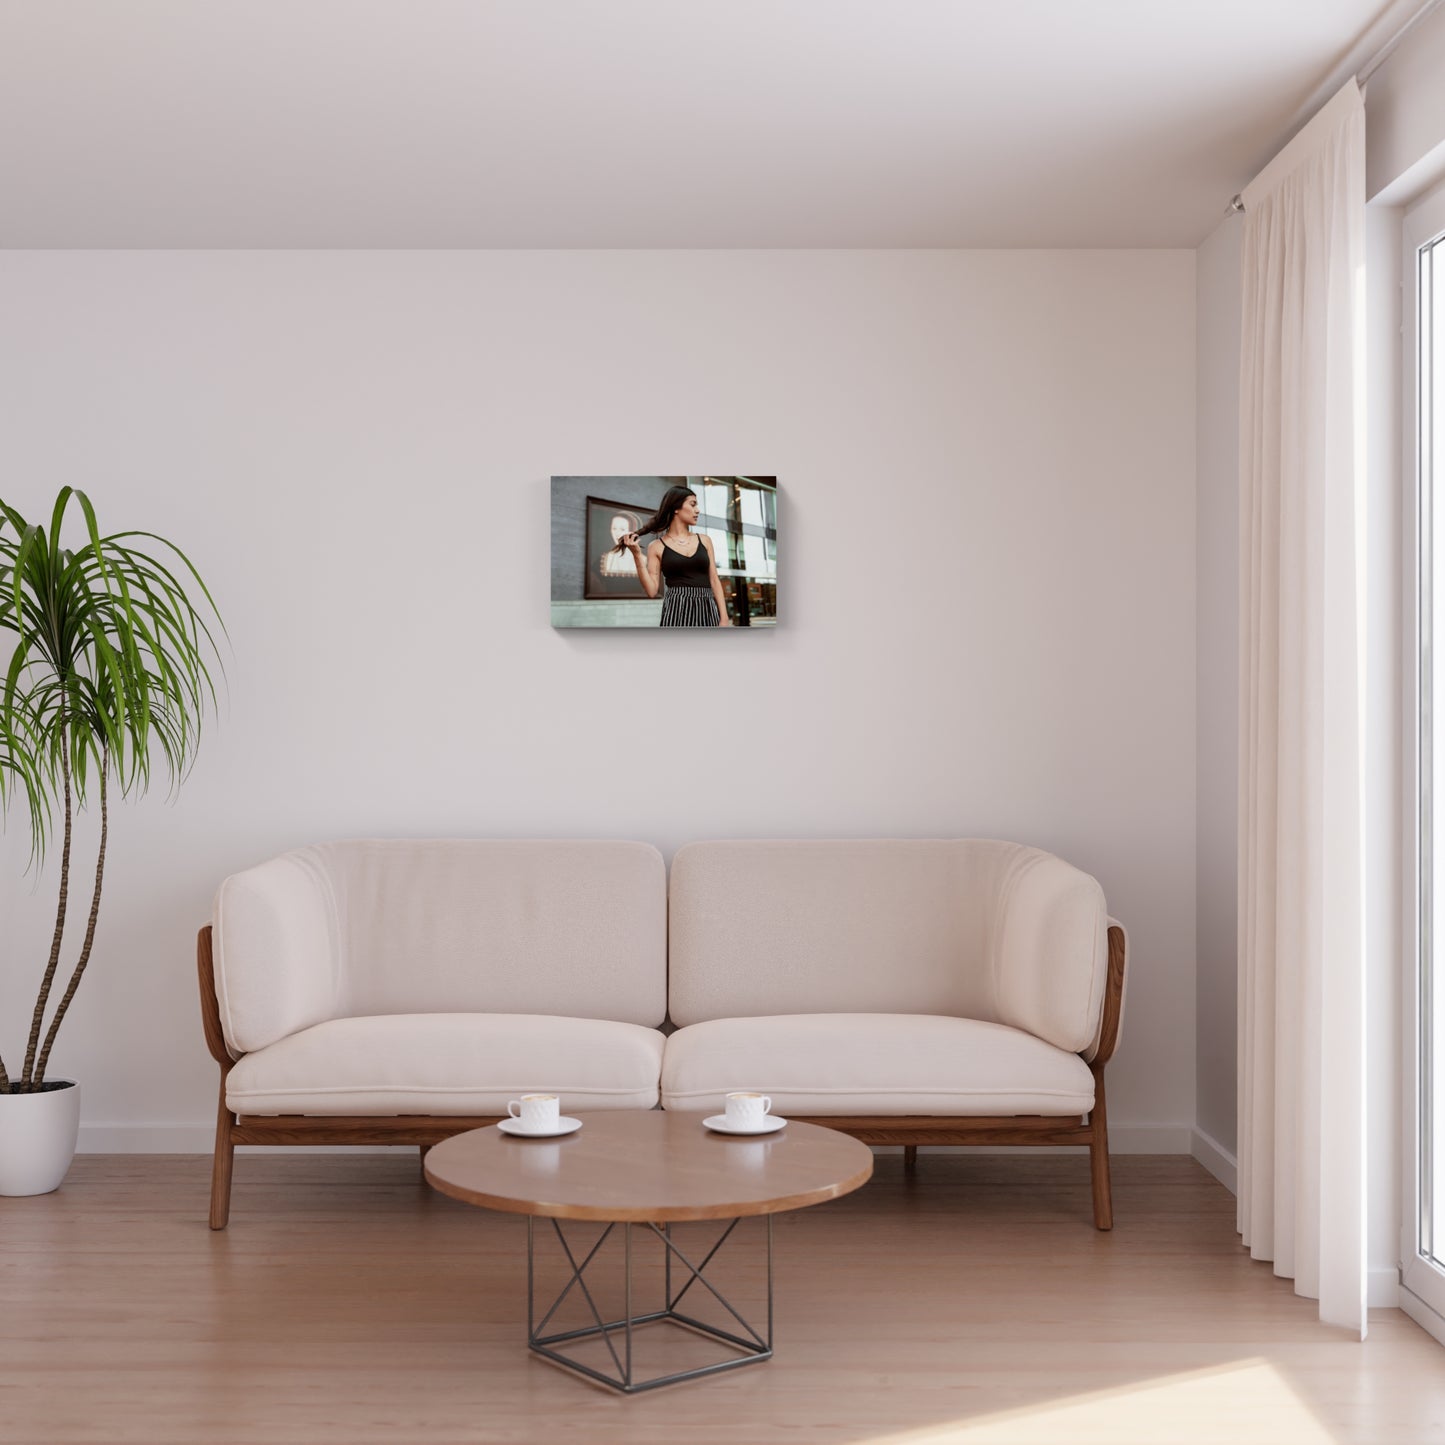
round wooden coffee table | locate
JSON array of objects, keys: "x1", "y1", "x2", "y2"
[{"x1": 425, "y1": 1110, "x2": 873, "y2": 1393}]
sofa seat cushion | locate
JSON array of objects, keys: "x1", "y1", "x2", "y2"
[
  {"x1": 226, "y1": 1013, "x2": 665, "y2": 1116},
  {"x1": 661, "y1": 1014, "x2": 1094, "y2": 1117}
]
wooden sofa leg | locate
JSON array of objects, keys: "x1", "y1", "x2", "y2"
[
  {"x1": 1089, "y1": 1069, "x2": 1113, "y2": 1231},
  {"x1": 904, "y1": 1145, "x2": 918, "y2": 1175},
  {"x1": 210, "y1": 1089, "x2": 236, "y2": 1231}
]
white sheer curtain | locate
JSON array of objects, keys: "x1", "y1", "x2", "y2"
[{"x1": 1237, "y1": 77, "x2": 1368, "y2": 1336}]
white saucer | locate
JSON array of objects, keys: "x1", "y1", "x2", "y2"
[
  {"x1": 702, "y1": 1114, "x2": 788, "y2": 1136},
  {"x1": 497, "y1": 1116, "x2": 583, "y2": 1138}
]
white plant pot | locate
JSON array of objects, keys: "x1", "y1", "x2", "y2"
[{"x1": 0, "y1": 1079, "x2": 80, "y2": 1196}]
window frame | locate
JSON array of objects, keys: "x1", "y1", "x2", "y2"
[{"x1": 1403, "y1": 174, "x2": 1445, "y2": 1333}]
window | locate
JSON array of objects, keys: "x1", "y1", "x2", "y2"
[{"x1": 689, "y1": 476, "x2": 778, "y2": 626}]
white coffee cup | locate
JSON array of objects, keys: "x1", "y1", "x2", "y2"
[
  {"x1": 507, "y1": 1094, "x2": 560, "y2": 1133},
  {"x1": 724, "y1": 1092, "x2": 772, "y2": 1129}
]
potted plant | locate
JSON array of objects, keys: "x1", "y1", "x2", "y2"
[{"x1": 0, "y1": 488, "x2": 223, "y2": 1194}]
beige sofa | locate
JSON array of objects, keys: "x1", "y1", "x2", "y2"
[{"x1": 197, "y1": 838, "x2": 1126, "y2": 1230}]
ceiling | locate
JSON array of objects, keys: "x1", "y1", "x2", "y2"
[{"x1": 0, "y1": 0, "x2": 1401, "y2": 248}]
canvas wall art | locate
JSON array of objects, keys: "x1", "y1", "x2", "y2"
[{"x1": 550, "y1": 476, "x2": 778, "y2": 629}]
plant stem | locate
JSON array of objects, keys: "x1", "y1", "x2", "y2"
[
  {"x1": 34, "y1": 749, "x2": 108, "y2": 1087},
  {"x1": 22, "y1": 709, "x2": 72, "y2": 1091}
]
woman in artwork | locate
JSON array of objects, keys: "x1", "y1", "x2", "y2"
[
  {"x1": 598, "y1": 510, "x2": 643, "y2": 578},
  {"x1": 615, "y1": 484, "x2": 732, "y2": 627}
]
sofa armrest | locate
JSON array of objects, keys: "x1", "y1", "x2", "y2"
[
  {"x1": 212, "y1": 849, "x2": 342, "y2": 1055},
  {"x1": 991, "y1": 850, "x2": 1111, "y2": 1055},
  {"x1": 1082, "y1": 920, "x2": 1128, "y2": 1064}
]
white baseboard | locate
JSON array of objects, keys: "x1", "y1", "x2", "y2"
[
  {"x1": 79, "y1": 1125, "x2": 396, "y2": 1154},
  {"x1": 1110, "y1": 1124, "x2": 1194, "y2": 1153},
  {"x1": 80, "y1": 1125, "x2": 207, "y2": 1153},
  {"x1": 910, "y1": 1124, "x2": 1191, "y2": 1156},
  {"x1": 79, "y1": 1122, "x2": 1194, "y2": 1155},
  {"x1": 1110, "y1": 1124, "x2": 1194, "y2": 1154},
  {"x1": 1401, "y1": 1283, "x2": 1445, "y2": 1344},
  {"x1": 1370, "y1": 1268, "x2": 1401, "y2": 1309},
  {"x1": 1190, "y1": 1126, "x2": 1238, "y2": 1194}
]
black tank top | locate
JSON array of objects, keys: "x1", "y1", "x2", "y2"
[{"x1": 660, "y1": 536, "x2": 710, "y2": 588}]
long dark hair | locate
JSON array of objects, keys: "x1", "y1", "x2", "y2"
[{"x1": 611, "y1": 485, "x2": 696, "y2": 555}]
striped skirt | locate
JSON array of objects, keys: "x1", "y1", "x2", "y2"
[{"x1": 659, "y1": 586, "x2": 721, "y2": 628}]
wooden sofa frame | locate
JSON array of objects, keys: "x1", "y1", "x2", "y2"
[{"x1": 197, "y1": 922, "x2": 1127, "y2": 1231}]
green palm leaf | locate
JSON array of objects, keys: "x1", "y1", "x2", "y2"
[{"x1": 0, "y1": 489, "x2": 225, "y2": 1091}]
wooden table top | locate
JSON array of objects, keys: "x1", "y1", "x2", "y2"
[{"x1": 423, "y1": 1111, "x2": 874, "y2": 1222}]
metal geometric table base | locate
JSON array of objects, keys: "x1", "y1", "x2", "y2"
[{"x1": 527, "y1": 1214, "x2": 774, "y2": 1393}]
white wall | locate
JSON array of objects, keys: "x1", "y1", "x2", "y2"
[
  {"x1": 0, "y1": 250, "x2": 1197, "y2": 1149},
  {"x1": 1366, "y1": 0, "x2": 1445, "y2": 205},
  {"x1": 1194, "y1": 215, "x2": 1241, "y2": 1178}
]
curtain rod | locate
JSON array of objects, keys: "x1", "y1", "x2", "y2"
[{"x1": 1228, "y1": 0, "x2": 1445, "y2": 214}]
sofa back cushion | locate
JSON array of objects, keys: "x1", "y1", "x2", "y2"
[
  {"x1": 667, "y1": 839, "x2": 1109, "y2": 1053},
  {"x1": 332, "y1": 840, "x2": 666, "y2": 1025},
  {"x1": 215, "y1": 839, "x2": 667, "y2": 1050},
  {"x1": 213, "y1": 848, "x2": 342, "y2": 1055}
]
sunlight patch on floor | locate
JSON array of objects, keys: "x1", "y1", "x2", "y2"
[{"x1": 863, "y1": 1359, "x2": 1334, "y2": 1445}]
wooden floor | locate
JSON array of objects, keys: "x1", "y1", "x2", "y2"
[{"x1": 3, "y1": 1152, "x2": 1442, "y2": 1444}]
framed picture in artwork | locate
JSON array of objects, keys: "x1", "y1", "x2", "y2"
[{"x1": 584, "y1": 497, "x2": 651, "y2": 600}]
